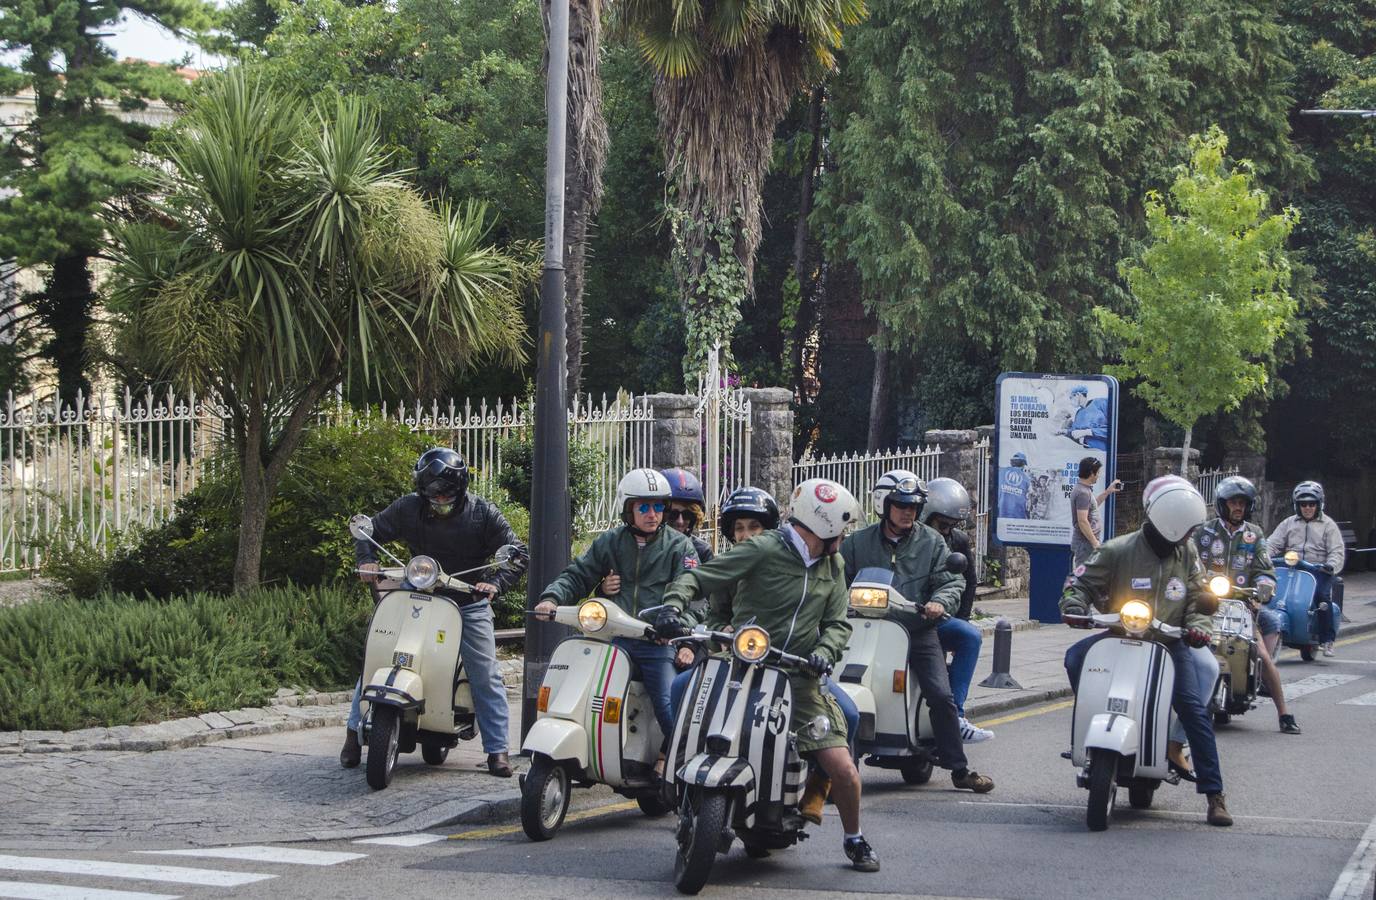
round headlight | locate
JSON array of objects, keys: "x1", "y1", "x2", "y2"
[
  {"x1": 405, "y1": 555, "x2": 439, "y2": 590},
  {"x1": 1284, "y1": 550, "x2": 1300, "y2": 566},
  {"x1": 849, "y1": 587, "x2": 889, "y2": 609},
  {"x1": 1209, "y1": 576, "x2": 1232, "y2": 597},
  {"x1": 733, "y1": 625, "x2": 771, "y2": 663},
  {"x1": 1120, "y1": 599, "x2": 1153, "y2": 634},
  {"x1": 577, "y1": 600, "x2": 608, "y2": 633}
]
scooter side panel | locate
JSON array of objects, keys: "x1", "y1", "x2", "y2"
[
  {"x1": 1073, "y1": 638, "x2": 1174, "y2": 778},
  {"x1": 1272, "y1": 569, "x2": 1319, "y2": 643},
  {"x1": 621, "y1": 681, "x2": 662, "y2": 769}
]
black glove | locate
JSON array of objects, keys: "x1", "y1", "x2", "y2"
[
  {"x1": 1183, "y1": 628, "x2": 1210, "y2": 649},
  {"x1": 655, "y1": 608, "x2": 686, "y2": 639},
  {"x1": 806, "y1": 653, "x2": 831, "y2": 677},
  {"x1": 1321, "y1": 563, "x2": 1335, "y2": 574},
  {"x1": 1061, "y1": 599, "x2": 1089, "y2": 618}
]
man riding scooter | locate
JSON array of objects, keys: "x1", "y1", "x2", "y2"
[
  {"x1": 345, "y1": 448, "x2": 528, "y2": 777},
  {"x1": 841, "y1": 470, "x2": 996, "y2": 792},
  {"x1": 1061, "y1": 476, "x2": 1233, "y2": 826},
  {"x1": 1268, "y1": 481, "x2": 1346, "y2": 657}
]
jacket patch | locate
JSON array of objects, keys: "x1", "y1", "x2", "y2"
[
  {"x1": 1131, "y1": 577, "x2": 1152, "y2": 590},
  {"x1": 1164, "y1": 577, "x2": 1185, "y2": 602},
  {"x1": 683, "y1": 555, "x2": 699, "y2": 569}
]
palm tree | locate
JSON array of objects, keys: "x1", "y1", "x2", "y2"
[
  {"x1": 106, "y1": 69, "x2": 531, "y2": 590},
  {"x1": 616, "y1": 0, "x2": 865, "y2": 381}
]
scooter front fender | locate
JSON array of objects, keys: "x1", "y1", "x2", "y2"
[
  {"x1": 677, "y1": 753, "x2": 756, "y2": 791},
  {"x1": 1084, "y1": 712, "x2": 1138, "y2": 758},
  {"x1": 363, "y1": 668, "x2": 424, "y2": 711},
  {"x1": 522, "y1": 717, "x2": 589, "y2": 769}
]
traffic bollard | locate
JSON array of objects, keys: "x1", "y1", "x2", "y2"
[{"x1": 979, "y1": 617, "x2": 1023, "y2": 689}]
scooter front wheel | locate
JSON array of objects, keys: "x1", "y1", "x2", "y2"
[
  {"x1": 1086, "y1": 748, "x2": 1118, "y2": 832},
  {"x1": 366, "y1": 706, "x2": 401, "y2": 791},
  {"x1": 674, "y1": 790, "x2": 728, "y2": 895},
  {"x1": 521, "y1": 756, "x2": 571, "y2": 841}
]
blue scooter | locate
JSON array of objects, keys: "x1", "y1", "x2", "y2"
[{"x1": 1269, "y1": 552, "x2": 1342, "y2": 662}]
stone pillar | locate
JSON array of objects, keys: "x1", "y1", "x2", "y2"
[
  {"x1": 923, "y1": 428, "x2": 979, "y2": 492},
  {"x1": 742, "y1": 387, "x2": 794, "y2": 506},
  {"x1": 644, "y1": 393, "x2": 700, "y2": 471},
  {"x1": 1152, "y1": 447, "x2": 1200, "y2": 480}
]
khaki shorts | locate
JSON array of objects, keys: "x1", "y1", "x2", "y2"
[{"x1": 789, "y1": 673, "x2": 849, "y2": 754}]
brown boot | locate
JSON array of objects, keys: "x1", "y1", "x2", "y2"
[
  {"x1": 487, "y1": 751, "x2": 513, "y2": 778},
  {"x1": 798, "y1": 771, "x2": 831, "y2": 825},
  {"x1": 339, "y1": 730, "x2": 361, "y2": 769},
  {"x1": 1207, "y1": 792, "x2": 1233, "y2": 827}
]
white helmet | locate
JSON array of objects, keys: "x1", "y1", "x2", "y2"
[
  {"x1": 1143, "y1": 475, "x2": 1206, "y2": 543},
  {"x1": 615, "y1": 467, "x2": 673, "y2": 525},
  {"x1": 871, "y1": 469, "x2": 926, "y2": 518},
  {"x1": 790, "y1": 478, "x2": 862, "y2": 540}
]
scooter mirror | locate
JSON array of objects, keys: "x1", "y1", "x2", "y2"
[
  {"x1": 348, "y1": 515, "x2": 374, "y2": 541},
  {"x1": 945, "y1": 552, "x2": 968, "y2": 574}
]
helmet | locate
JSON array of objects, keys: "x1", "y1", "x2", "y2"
[
  {"x1": 1069, "y1": 385, "x2": 1089, "y2": 399},
  {"x1": 789, "y1": 478, "x2": 861, "y2": 540},
  {"x1": 1214, "y1": 475, "x2": 1257, "y2": 521},
  {"x1": 414, "y1": 447, "x2": 469, "y2": 516},
  {"x1": 1143, "y1": 475, "x2": 1207, "y2": 543},
  {"x1": 719, "y1": 486, "x2": 780, "y2": 541},
  {"x1": 615, "y1": 468, "x2": 673, "y2": 525},
  {"x1": 1011, "y1": 452, "x2": 1028, "y2": 466},
  {"x1": 921, "y1": 478, "x2": 972, "y2": 525},
  {"x1": 871, "y1": 469, "x2": 927, "y2": 518},
  {"x1": 661, "y1": 468, "x2": 706, "y2": 508},
  {"x1": 1292, "y1": 480, "x2": 1324, "y2": 516}
]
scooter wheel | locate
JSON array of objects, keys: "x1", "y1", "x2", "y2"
[
  {"x1": 1300, "y1": 645, "x2": 1316, "y2": 662},
  {"x1": 521, "y1": 756, "x2": 571, "y2": 841},
  {"x1": 637, "y1": 792, "x2": 672, "y2": 818},
  {"x1": 1213, "y1": 711, "x2": 1231, "y2": 726},
  {"x1": 900, "y1": 756, "x2": 934, "y2": 785},
  {"x1": 365, "y1": 706, "x2": 400, "y2": 791},
  {"x1": 1127, "y1": 779, "x2": 1157, "y2": 810},
  {"x1": 674, "y1": 790, "x2": 728, "y2": 895},
  {"x1": 421, "y1": 740, "x2": 449, "y2": 766},
  {"x1": 1086, "y1": 748, "x2": 1117, "y2": 832}
]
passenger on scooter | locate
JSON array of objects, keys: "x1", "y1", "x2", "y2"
[
  {"x1": 534, "y1": 468, "x2": 700, "y2": 753},
  {"x1": 1193, "y1": 476, "x2": 1300, "y2": 737},
  {"x1": 841, "y1": 470, "x2": 996, "y2": 793},
  {"x1": 1060, "y1": 476, "x2": 1233, "y2": 826},
  {"x1": 920, "y1": 477, "x2": 994, "y2": 743},
  {"x1": 661, "y1": 478, "x2": 881, "y2": 873},
  {"x1": 344, "y1": 447, "x2": 528, "y2": 777},
  {"x1": 660, "y1": 468, "x2": 714, "y2": 565},
  {"x1": 1268, "y1": 481, "x2": 1345, "y2": 657}
]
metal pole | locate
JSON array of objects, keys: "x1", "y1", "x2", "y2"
[{"x1": 523, "y1": 0, "x2": 572, "y2": 743}]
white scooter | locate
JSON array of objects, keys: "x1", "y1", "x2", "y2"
[
  {"x1": 520, "y1": 599, "x2": 674, "y2": 840},
  {"x1": 349, "y1": 514, "x2": 520, "y2": 790},
  {"x1": 1064, "y1": 600, "x2": 1182, "y2": 830}
]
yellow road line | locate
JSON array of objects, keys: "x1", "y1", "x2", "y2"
[
  {"x1": 449, "y1": 799, "x2": 638, "y2": 840},
  {"x1": 972, "y1": 698, "x2": 1073, "y2": 729}
]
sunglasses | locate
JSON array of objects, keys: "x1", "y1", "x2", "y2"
[
  {"x1": 667, "y1": 509, "x2": 698, "y2": 523},
  {"x1": 1298, "y1": 501, "x2": 1318, "y2": 507},
  {"x1": 635, "y1": 501, "x2": 666, "y2": 514}
]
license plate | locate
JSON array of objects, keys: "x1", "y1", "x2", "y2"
[{"x1": 1107, "y1": 697, "x2": 1129, "y2": 714}]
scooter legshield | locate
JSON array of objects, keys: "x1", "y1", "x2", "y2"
[
  {"x1": 532, "y1": 637, "x2": 633, "y2": 785},
  {"x1": 1272, "y1": 568, "x2": 1319, "y2": 644},
  {"x1": 1073, "y1": 637, "x2": 1174, "y2": 779},
  {"x1": 836, "y1": 618, "x2": 915, "y2": 751}
]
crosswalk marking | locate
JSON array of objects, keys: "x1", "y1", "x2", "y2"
[
  {"x1": 1256, "y1": 673, "x2": 1364, "y2": 705},
  {"x1": 0, "y1": 883, "x2": 179, "y2": 900},
  {"x1": 1340, "y1": 691, "x2": 1376, "y2": 707},
  {"x1": 137, "y1": 847, "x2": 364, "y2": 867},
  {"x1": 0, "y1": 857, "x2": 272, "y2": 888},
  {"x1": 352, "y1": 834, "x2": 446, "y2": 847}
]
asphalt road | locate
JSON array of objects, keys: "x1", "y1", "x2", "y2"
[{"x1": 5, "y1": 631, "x2": 1375, "y2": 900}]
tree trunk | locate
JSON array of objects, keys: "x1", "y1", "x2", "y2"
[
  {"x1": 867, "y1": 343, "x2": 890, "y2": 452},
  {"x1": 1180, "y1": 424, "x2": 1193, "y2": 477},
  {"x1": 790, "y1": 86, "x2": 826, "y2": 402},
  {"x1": 34, "y1": 255, "x2": 96, "y2": 410},
  {"x1": 233, "y1": 404, "x2": 268, "y2": 592}
]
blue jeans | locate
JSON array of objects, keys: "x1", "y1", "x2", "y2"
[
  {"x1": 348, "y1": 600, "x2": 509, "y2": 754},
  {"x1": 1064, "y1": 633, "x2": 1223, "y2": 794},
  {"x1": 613, "y1": 637, "x2": 676, "y2": 737},
  {"x1": 1168, "y1": 646, "x2": 1218, "y2": 744},
  {"x1": 669, "y1": 666, "x2": 859, "y2": 742},
  {"x1": 938, "y1": 617, "x2": 982, "y2": 717}
]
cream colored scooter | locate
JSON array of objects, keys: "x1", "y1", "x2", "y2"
[
  {"x1": 520, "y1": 599, "x2": 673, "y2": 840},
  {"x1": 349, "y1": 514, "x2": 520, "y2": 790}
]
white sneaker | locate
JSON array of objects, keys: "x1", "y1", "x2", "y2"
[
  {"x1": 1323, "y1": 642, "x2": 1335, "y2": 657},
  {"x1": 959, "y1": 718, "x2": 994, "y2": 744}
]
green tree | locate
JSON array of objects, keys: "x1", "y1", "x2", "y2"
[
  {"x1": 105, "y1": 70, "x2": 531, "y2": 590},
  {"x1": 1101, "y1": 128, "x2": 1299, "y2": 472},
  {"x1": 0, "y1": 0, "x2": 213, "y2": 407}
]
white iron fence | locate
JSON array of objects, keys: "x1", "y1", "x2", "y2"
[
  {"x1": 1193, "y1": 468, "x2": 1239, "y2": 505},
  {"x1": 693, "y1": 351, "x2": 752, "y2": 550},
  {"x1": 973, "y1": 437, "x2": 990, "y2": 581},
  {"x1": 792, "y1": 444, "x2": 944, "y2": 518}
]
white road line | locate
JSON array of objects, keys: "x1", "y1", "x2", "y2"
[
  {"x1": 1255, "y1": 673, "x2": 1364, "y2": 705},
  {"x1": 1340, "y1": 691, "x2": 1376, "y2": 707},
  {"x1": 0, "y1": 857, "x2": 272, "y2": 888},
  {"x1": 0, "y1": 884, "x2": 179, "y2": 900},
  {"x1": 1329, "y1": 814, "x2": 1376, "y2": 899},
  {"x1": 352, "y1": 834, "x2": 446, "y2": 847},
  {"x1": 137, "y1": 847, "x2": 365, "y2": 867},
  {"x1": 958, "y1": 801, "x2": 1370, "y2": 828}
]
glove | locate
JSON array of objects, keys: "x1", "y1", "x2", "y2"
[
  {"x1": 655, "y1": 608, "x2": 687, "y2": 639},
  {"x1": 1183, "y1": 628, "x2": 1210, "y2": 649},
  {"x1": 1321, "y1": 563, "x2": 1335, "y2": 575},
  {"x1": 1061, "y1": 599, "x2": 1089, "y2": 618},
  {"x1": 806, "y1": 653, "x2": 831, "y2": 677}
]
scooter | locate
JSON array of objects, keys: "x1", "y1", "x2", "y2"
[
  {"x1": 348, "y1": 514, "x2": 520, "y2": 790},
  {"x1": 664, "y1": 624, "x2": 830, "y2": 895},
  {"x1": 1270, "y1": 551, "x2": 1342, "y2": 661},
  {"x1": 519, "y1": 599, "x2": 674, "y2": 840},
  {"x1": 835, "y1": 555, "x2": 967, "y2": 785},
  {"x1": 1064, "y1": 600, "x2": 1182, "y2": 831},
  {"x1": 1205, "y1": 576, "x2": 1260, "y2": 725}
]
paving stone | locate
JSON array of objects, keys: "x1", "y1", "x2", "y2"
[{"x1": 197, "y1": 711, "x2": 237, "y2": 730}]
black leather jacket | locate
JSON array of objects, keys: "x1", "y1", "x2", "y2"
[{"x1": 943, "y1": 527, "x2": 978, "y2": 620}]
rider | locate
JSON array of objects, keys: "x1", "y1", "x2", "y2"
[
  {"x1": 1193, "y1": 476, "x2": 1300, "y2": 737},
  {"x1": 921, "y1": 477, "x2": 994, "y2": 743},
  {"x1": 534, "y1": 468, "x2": 700, "y2": 748},
  {"x1": 660, "y1": 468, "x2": 714, "y2": 565},
  {"x1": 660, "y1": 478, "x2": 881, "y2": 873},
  {"x1": 1060, "y1": 475, "x2": 1233, "y2": 826},
  {"x1": 841, "y1": 469, "x2": 996, "y2": 793},
  {"x1": 345, "y1": 447, "x2": 528, "y2": 777},
  {"x1": 1268, "y1": 481, "x2": 1346, "y2": 657}
]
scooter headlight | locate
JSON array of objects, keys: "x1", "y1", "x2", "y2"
[
  {"x1": 849, "y1": 587, "x2": 889, "y2": 610},
  {"x1": 733, "y1": 625, "x2": 771, "y2": 663},
  {"x1": 1209, "y1": 576, "x2": 1232, "y2": 598},
  {"x1": 577, "y1": 600, "x2": 608, "y2": 633},
  {"x1": 1119, "y1": 600, "x2": 1153, "y2": 636},
  {"x1": 405, "y1": 555, "x2": 440, "y2": 590},
  {"x1": 1284, "y1": 550, "x2": 1300, "y2": 567}
]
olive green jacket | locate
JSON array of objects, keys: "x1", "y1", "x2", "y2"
[
  {"x1": 840, "y1": 522, "x2": 963, "y2": 631},
  {"x1": 1194, "y1": 517, "x2": 1277, "y2": 591},
  {"x1": 1059, "y1": 530, "x2": 1214, "y2": 636},
  {"x1": 662, "y1": 527, "x2": 852, "y2": 665},
  {"x1": 540, "y1": 525, "x2": 700, "y2": 617}
]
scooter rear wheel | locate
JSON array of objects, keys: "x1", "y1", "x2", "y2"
[
  {"x1": 1300, "y1": 645, "x2": 1316, "y2": 662},
  {"x1": 521, "y1": 756, "x2": 571, "y2": 841},
  {"x1": 1086, "y1": 748, "x2": 1117, "y2": 832},
  {"x1": 421, "y1": 739, "x2": 449, "y2": 766},
  {"x1": 900, "y1": 755, "x2": 934, "y2": 785},
  {"x1": 365, "y1": 706, "x2": 400, "y2": 791},
  {"x1": 674, "y1": 790, "x2": 728, "y2": 895}
]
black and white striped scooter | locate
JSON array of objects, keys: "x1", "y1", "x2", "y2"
[{"x1": 665, "y1": 625, "x2": 831, "y2": 895}]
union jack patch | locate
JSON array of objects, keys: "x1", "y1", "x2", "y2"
[{"x1": 683, "y1": 555, "x2": 699, "y2": 569}]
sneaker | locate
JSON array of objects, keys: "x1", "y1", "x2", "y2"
[
  {"x1": 844, "y1": 836, "x2": 880, "y2": 873},
  {"x1": 1323, "y1": 642, "x2": 1335, "y2": 657},
  {"x1": 339, "y1": 730, "x2": 361, "y2": 769},
  {"x1": 1279, "y1": 714, "x2": 1302, "y2": 735},
  {"x1": 1206, "y1": 792, "x2": 1233, "y2": 827},
  {"x1": 959, "y1": 718, "x2": 995, "y2": 744},
  {"x1": 952, "y1": 769, "x2": 995, "y2": 793}
]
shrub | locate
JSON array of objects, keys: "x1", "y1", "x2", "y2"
[{"x1": 496, "y1": 432, "x2": 606, "y2": 526}]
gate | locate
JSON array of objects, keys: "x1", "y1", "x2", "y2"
[{"x1": 695, "y1": 349, "x2": 751, "y2": 550}]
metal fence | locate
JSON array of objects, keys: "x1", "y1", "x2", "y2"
[
  {"x1": 792, "y1": 444, "x2": 944, "y2": 517},
  {"x1": 693, "y1": 351, "x2": 752, "y2": 551},
  {"x1": 1193, "y1": 467, "x2": 1239, "y2": 505},
  {"x1": 972, "y1": 437, "x2": 990, "y2": 581}
]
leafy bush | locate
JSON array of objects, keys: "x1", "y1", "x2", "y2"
[
  {"x1": 0, "y1": 584, "x2": 371, "y2": 731},
  {"x1": 496, "y1": 432, "x2": 606, "y2": 523}
]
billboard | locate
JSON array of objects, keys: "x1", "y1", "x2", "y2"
[{"x1": 994, "y1": 373, "x2": 1119, "y2": 547}]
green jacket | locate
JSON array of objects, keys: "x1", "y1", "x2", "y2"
[
  {"x1": 540, "y1": 524, "x2": 700, "y2": 617},
  {"x1": 662, "y1": 527, "x2": 853, "y2": 665},
  {"x1": 1194, "y1": 517, "x2": 1276, "y2": 592},
  {"x1": 840, "y1": 522, "x2": 963, "y2": 631},
  {"x1": 1059, "y1": 530, "x2": 1214, "y2": 636}
]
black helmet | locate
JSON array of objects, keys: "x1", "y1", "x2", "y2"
[
  {"x1": 1214, "y1": 475, "x2": 1257, "y2": 522},
  {"x1": 719, "y1": 486, "x2": 780, "y2": 542},
  {"x1": 414, "y1": 447, "x2": 469, "y2": 516}
]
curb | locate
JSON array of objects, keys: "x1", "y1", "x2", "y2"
[{"x1": 307, "y1": 791, "x2": 525, "y2": 842}]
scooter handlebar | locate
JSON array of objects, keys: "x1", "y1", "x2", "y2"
[{"x1": 670, "y1": 629, "x2": 828, "y2": 673}]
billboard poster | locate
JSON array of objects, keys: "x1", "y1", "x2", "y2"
[{"x1": 994, "y1": 373, "x2": 1119, "y2": 547}]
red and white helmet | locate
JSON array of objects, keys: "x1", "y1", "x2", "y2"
[
  {"x1": 1143, "y1": 475, "x2": 1207, "y2": 543},
  {"x1": 789, "y1": 478, "x2": 862, "y2": 540}
]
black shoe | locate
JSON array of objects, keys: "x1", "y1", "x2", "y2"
[
  {"x1": 487, "y1": 752, "x2": 513, "y2": 778},
  {"x1": 1279, "y1": 714, "x2": 1302, "y2": 735},
  {"x1": 844, "y1": 837, "x2": 880, "y2": 873},
  {"x1": 339, "y1": 730, "x2": 361, "y2": 769},
  {"x1": 1168, "y1": 759, "x2": 1197, "y2": 783}
]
